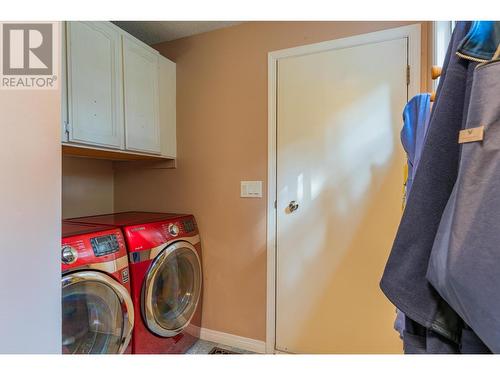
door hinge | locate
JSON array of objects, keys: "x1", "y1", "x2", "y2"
[
  {"x1": 406, "y1": 65, "x2": 410, "y2": 86},
  {"x1": 64, "y1": 121, "x2": 70, "y2": 134},
  {"x1": 274, "y1": 200, "x2": 277, "y2": 209}
]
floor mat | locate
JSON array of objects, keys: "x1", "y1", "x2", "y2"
[{"x1": 208, "y1": 347, "x2": 238, "y2": 354}]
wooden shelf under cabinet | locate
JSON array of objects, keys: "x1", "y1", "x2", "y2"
[{"x1": 62, "y1": 144, "x2": 176, "y2": 169}]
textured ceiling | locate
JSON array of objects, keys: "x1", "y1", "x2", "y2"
[{"x1": 112, "y1": 21, "x2": 243, "y2": 45}]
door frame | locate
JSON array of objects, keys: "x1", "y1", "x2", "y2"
[{"x1": 266, "y1": 24, "x2": 422, "y2": 353}]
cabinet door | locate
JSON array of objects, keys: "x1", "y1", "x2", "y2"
[
  {"x1": 67, "y1": 21, "x2": 124, "y2": 149},
  {"x1": 123, "y1": 36, "x2": 161, "y2": 154},
  {"x1": 61, "y1": 22, "x2": 68, "y2": 143},
  {"x1": 159, "y1": 56, "x2": 176, "y2": 158}
]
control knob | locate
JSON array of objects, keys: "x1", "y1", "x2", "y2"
[
  {"x1": 168, "y1": 223, "x2": 180, "y2": 237},
  {"x1": 61, "y1": 246, "x2": 78, "y2": 265}
]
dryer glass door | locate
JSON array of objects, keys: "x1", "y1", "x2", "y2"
[
  {"x1": 62, "y1": 271, "x2": 134, "y2": 354},
  {"x1": 143, "y1": 241, "x2": 202, "y2": 337}
]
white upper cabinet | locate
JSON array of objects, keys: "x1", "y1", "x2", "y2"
[
  {"x1": 66, "y1": 21, "x2": 124, "y2": 149},
  {"x1": 61, "y1": 22, "x2": 68, "y2": 143},
  {"x1": 159, "y1": 55, "x2": 176, "y2": 158},
  {"x1": 122, "y1": 35, "x2": 161, "y2": 154},
  {"x1": 62, "y1": 21, "x2": 176, "y2": 159}
]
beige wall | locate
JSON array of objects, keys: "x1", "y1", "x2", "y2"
[
  {"x1": 62, "y1": 156, "x2": 114, "y2": 219},
  {"x1": 114, "y1": 21, "x2": 431, "y2": 342},
  {"x1": 0, "y1": 25, "x2": 62, "y2": 352}
]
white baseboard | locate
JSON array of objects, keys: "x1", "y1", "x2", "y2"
[{"x1": 199, "y1": 328, "x2": 266, "y2": 354}]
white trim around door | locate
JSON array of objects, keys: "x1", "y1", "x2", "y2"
[{"x1": 266, "y1": 23, "x2": 422, "y2": 354}]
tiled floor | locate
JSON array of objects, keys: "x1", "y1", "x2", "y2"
[{"x1": 187, "y1": 339, "x2": 254, "y2": 354}]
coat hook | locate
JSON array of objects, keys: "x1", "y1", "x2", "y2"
[{"x1": 431, "y1": 65, "x2": 442, "y2": 80}]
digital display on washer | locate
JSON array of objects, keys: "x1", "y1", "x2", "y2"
[
  {"x1": 183, "y1": 219, "x2": 196, "y2": 233},
  {"x1": 90, "y1": 234, "x2": 119, "y2": 257}
]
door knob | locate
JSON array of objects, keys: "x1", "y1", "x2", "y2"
[{"x1": 288, "y1": 200, "x2": 299, "y2": 213}]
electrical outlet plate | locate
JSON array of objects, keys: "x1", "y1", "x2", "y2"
[{"x1": 240, "y1": 181, "x2": 262, "y2": 198}]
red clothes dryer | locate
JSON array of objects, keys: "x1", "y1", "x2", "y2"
[
  {"x1": 69, "y1": 212, "x2": 203, "y2": 354},
  {"x1": 61, "y1": 221, "x2": 134, "y2": 354}
]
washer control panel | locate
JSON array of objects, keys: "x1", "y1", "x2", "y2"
[
  {"x1": 62, "y1": 227, "x2": 127, "y2": 272},
  {"x1": 125, "y1": 215, "x2": 199, "y2": 252}
]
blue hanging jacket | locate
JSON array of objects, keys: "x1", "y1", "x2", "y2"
[
  {"x1": 457, "y1": 21, "x2": 500, "y2": 61},
  {"x1": 394, "y1": 93, "x2": 432, "y2": 338},
  {"x1": 401, "y1": 93, "x2": 431, "y2": 197}
]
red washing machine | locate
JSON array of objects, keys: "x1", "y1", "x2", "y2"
[
  {"x1": 69, "y1": 212, "x2": 203, "y2": 354},
  {"x1": 61, "y1": 221, "x2": 134, "y2": 354}
]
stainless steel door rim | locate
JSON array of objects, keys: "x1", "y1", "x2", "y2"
[
  {"x1": 142, "y1": 241, "x2": 202, "y2": 337},
  {"x1": 61, "y1": 270, "x2": 134, "y2": 354}
]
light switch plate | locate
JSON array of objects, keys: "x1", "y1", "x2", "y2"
[{"x1": 241, "y1": 181, "x2": 262, "y2": 198}]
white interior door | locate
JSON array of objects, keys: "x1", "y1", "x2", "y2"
[{"x1": 276, "y1": 37, "x2": 408, "y2": 354}]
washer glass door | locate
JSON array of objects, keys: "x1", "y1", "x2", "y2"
[
  {"x1": 143, "y1": 241, "x2": 202, "y2": 337},
  {"x1": 62, "y1": 271, "x2": 133, "y2": 354}
]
